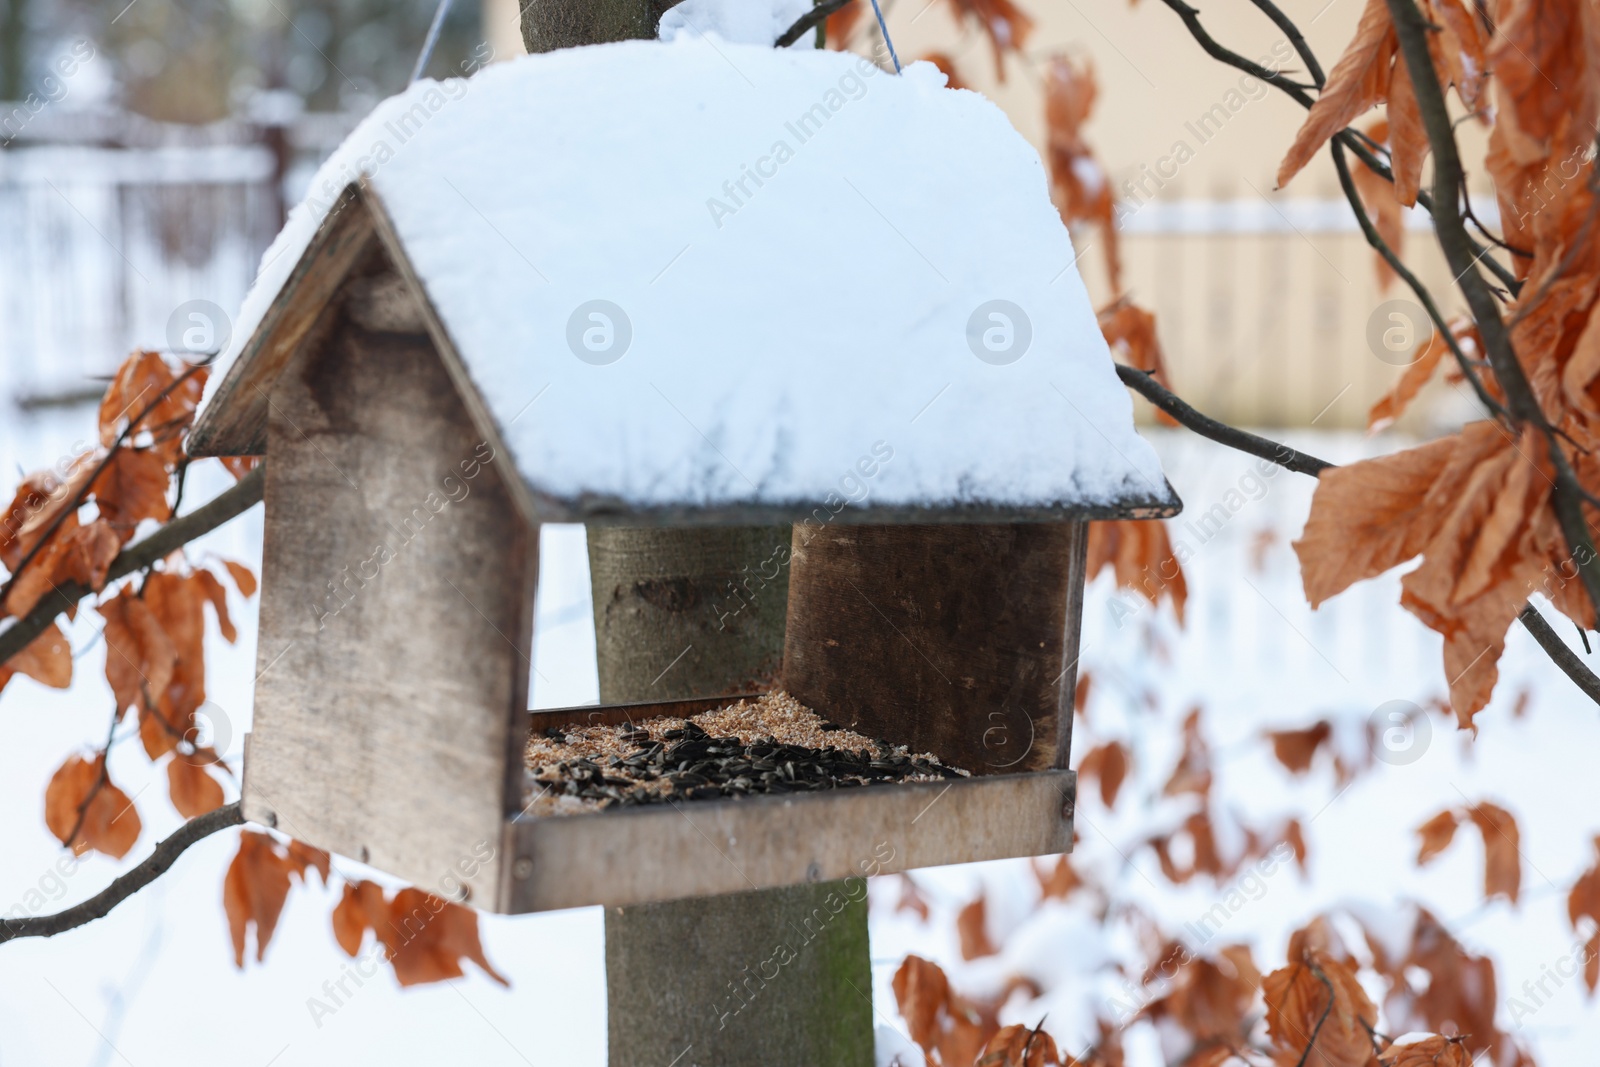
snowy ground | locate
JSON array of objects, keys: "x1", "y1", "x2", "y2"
[{"x1": 0, "y1": 411, "x2": 1596, "y2": 1065}]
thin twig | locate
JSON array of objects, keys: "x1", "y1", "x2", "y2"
[
  {"x1": 1518, "y1": 604, "x2": 1600, "y2": 704},
  {"x1": 0, "y1": 803, "x2": 243, "y2": 944},
  {"x1": 1154, "y1": 0, "x2": 1522, "y2": 295},
  {"x1": 61, "y1": 701, "x2": 124, "y2": 851},
  {"x1": 1292, "y1": 963, "x2": 1337, "y2": 1067},
  {"x1": 1114, "y1": 364, "x2": 1333, "y2": 475},
  {"x1": 1116, "y1": 365, "x2": 1600, "y2": 705},
  {"x1": 1329, "y1": 139, "x2": 1506, "y2": 418},
  {"x1": 0, "y1": 362, "x2": 208, "y2": 609},
  {"x1": 0, "y1": 464, "x2": 264, "y2": 668},
  {"x1": 776, "y1": 0, "x2": 854, "y2": 46},
  {"x1": 1245, "y1": 0, "x2": 1325, "y2": 87}
]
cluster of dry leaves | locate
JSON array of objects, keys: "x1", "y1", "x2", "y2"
[
  {"x1": 888, "y1": 785, "x2": 1537, "y2": 1066},
  {"x1": 858, "y1": 0, "x2": 1598, "y2": 1059},
  {"x1": 1287, "y1": 0, "x2": 1600, "y2": 723},
  {"x1": 2, "y1": 351, "x2": 250, "y2": 857},
  {"x1": 0, "y1": 349, "x2": 502, "y2": 987}
]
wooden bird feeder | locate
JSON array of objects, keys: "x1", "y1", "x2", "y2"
[{"x1": 188, "y1": 41, "x2": 1180, "y2": 914}]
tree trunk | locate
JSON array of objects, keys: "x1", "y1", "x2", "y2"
[
  {"x1": 587, "y1": 524, "x2": 875, "y2": 1067},
  {"x1": 520, "y1": 0, "x2": 681, "y2": 53}
]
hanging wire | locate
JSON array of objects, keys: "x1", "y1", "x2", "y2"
[
  {"x1": 409, "y1": 0, "x2": 456, "y2": 83},
  {"x1": 867, "y1": 0, "x2": 901, "y2": 73}
]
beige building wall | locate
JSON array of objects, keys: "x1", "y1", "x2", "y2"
[{"x1": 479, "y1": 0, "x2": 1491, "y2": 430}]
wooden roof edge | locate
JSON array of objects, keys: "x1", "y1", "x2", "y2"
[
  {"x1": 189, "y1": 182, "x2": 376, "y2": 458},
  {"x1": 523, "y1": 480, "x2": 1183, "y2": 526}
]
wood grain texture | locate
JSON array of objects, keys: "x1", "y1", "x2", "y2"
[
  {"x1": 189, "y1": 185, "x2": 375, "y2": 458},
  {"x1": 507, "y1": 769, "x2": 1074, "y2": 912},
  {"x1": 781, "y1": 523, "x2": 1086, "y2": 776},
  {"x1": 587, "y1": 526, "x2": 792, "y2": 702},
  {"x1": 604, "y1": 882, "x2": 872, "y2": 1067},
  {"x1": 242, "y1": 256, "x2": 534, "y2": 911}
]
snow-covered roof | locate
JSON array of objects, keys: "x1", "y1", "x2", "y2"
[{"x1": 191, "y1": 38, "x2": 1179, "y2": 523}]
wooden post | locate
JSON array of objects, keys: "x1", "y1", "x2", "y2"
[
  {"x1": 587, "y1": 526, "x2": 874, "y2": 1067},
  {"x1": 532, "y1": 11, "x2": 871, "y2": 1062}
]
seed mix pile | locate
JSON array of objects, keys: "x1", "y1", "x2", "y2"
[{"x1": 523, "y1": 691, "x2": 968, "y2": 815}]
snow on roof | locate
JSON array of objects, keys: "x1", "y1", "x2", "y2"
[{"x1": 197, "y1": 37, "x2": 1178, "y2": 520}]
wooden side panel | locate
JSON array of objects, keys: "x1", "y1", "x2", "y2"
[
  {"x1": 242, "y1": 272, "x2": 534, "y2": 911},
  {"x1": 781, "y1": 523, "x2": 1085, "y2": 775},
  {"x1": 506, "y1": 769, "x2": 1075, "y2": 912}
]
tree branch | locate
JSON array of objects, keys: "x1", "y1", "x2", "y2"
[
  {"x1": 1117, "y1": 364, "x2": 1600, "y2": 705},
  {"x1": 1328, "y1": 139, "x2": 1506, "y2": 417},
  {"x1": 1385, "y1": 0, "x2": 1600, "y2": 624},
  {"x1": 1114, "y1": 364, "x2": 1333, "y2": 475},
  {"x1": 0, "y1": 802, "x2": 243, "y2": 945},
  {"x1": 1154, "y1": 0, "x2": 1522, "y2": 295},
  {"x1": 776, "y1": 0, "x2": 853, "y2": 47},
  {"x1": 1518, "y1": 603, "x2": 1600, "y2": 704},
  {"x1": 0, "y1": 464, "x2": 264, "y2": 668}
]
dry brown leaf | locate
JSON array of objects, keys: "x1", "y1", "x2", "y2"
[
  {"x1": 824, "y1": 2, "x2": 865, "y2": 48},
  {"x1": 99, "y1": 586, "x2": 176, "y2": 722},
  {"x1": 1386, "y1": 908, "x2": 1513, "y2": 1061},
  {"x1": 1367, "y1": 319, "x2": 1476, "y2": 430},
  {"x1": 288, "y1": 840, "x2": 332, "y2": 885},
  {"x1": 979, "y1": 1023, "x2": 1061, "y2": 1067},
  {"x1": 1079, "y1": 740, "x2": 1130, "y2": 808},
  {"x1": 1295, "y1": 432, "x2": 1462, "y2": 607},
  {"x1": 1384, "y1": 51, "x2": 1430, "y2": 206},
  {"x1": 142, "y1": 571, "x2": 213, "y2": 758},
  {"x1": 920, "y1": 51, "x2": 968, "y2": 90},
  {"x1": 332, "y1": 879, "x2": 389, "y2": 957},
  {"x1": 44, "y1": 753, "x2": 142, "y2": 858},
  {"x1": 1141, "y1": 944, "x2": 1261, "y2": 1049},
  {"x1": 219, "y1": 456, "x2": 261, "y2": 480},
  {"x1": 89, "y1": 448, "x2": 171, "y2": 539},
  {"x1": 223, "y1": 830, "x2": 297, "y2": 966},
  {"x1": 379, "y1": 888, "x2": 509, "y2": 987},
  {"x1": 97, "y1": 350, "x2": 206, "y2": 466},
  {"x1": 1262, "y1": 948, "x2": 1379, "y2": 1067},
  {"x1": 0, "y1": 621, "x2": 73, "y2": 694},
  {"x1": 896, "y1": 874, "x2": 932, "y2": 921},
  {"x1": 892, "y1": 955, "x2": 1000, "y2": 1066},
  {"x1": 1163, "y1": 708, "x2": 1211, "y2": 798},
  {"x1": 1350, "y1": 121, "x2": 1406, "y2": 292},
  {"x1": 957, "y1": 894, "x2": 999, "y2": 960},
  {"x1": 1277, "y1": 0, "x2": 1398, "y2": 188},
  {"x1": 1587, "y1": 930, "x2": 1600, "y2": 995},
  {"x1": 1380, "y1": 1035, "x2": 1471, "y2": 1067},
  {"x1": 1045, "y1": 54, "x2": 1121, "y2": 293},
  {"x1": 192, "y1": 569, "x2": 237, "y2": 643},
  {"x1": 948, "y1": 0, "x2": 1034, "y2": 82},
  {"x1": 223, "y1": 559, "x2": 258, "y2": 598},
  {"x1": 0, "y1": 457, "x2": 97, "y2": 580},
  {"x1": 1416, "y1": 810, "x2": 1460, "y2": 865},
  {"x1": 166, "y1": 757, "x2": 225, "y2": 819},
  {"x1": 1036, "y1": 855, "x2": 1085, "y2": 900},
  {"x1": 1284, "y1": 819, "x2": 1309, "y2": 873},
  {"x1": 1466, "y1": 802, "x2": 1522, "y2": 905},
  {"x1": 1266, "y1": 721, "x2": 1332, "y2": 775},
  {"x1": 1088, "y1": 520, "x2": 1188, "y2": 625},
  {"x1": 1099, "y1": 301, "x2": 1178, "y2": 426},
  {"x1": 1567, "y1": 837, "x2": 1600, "y2": 931}
]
